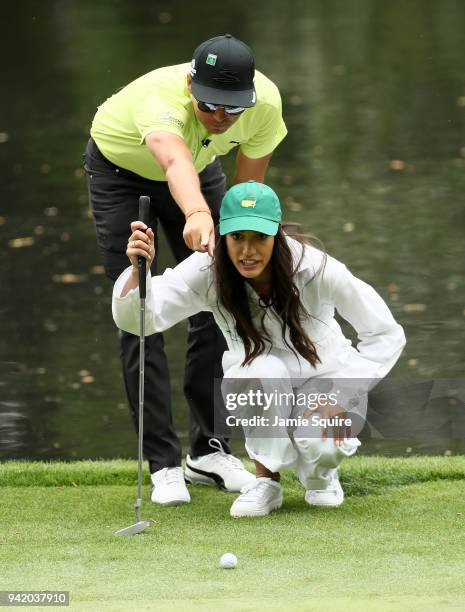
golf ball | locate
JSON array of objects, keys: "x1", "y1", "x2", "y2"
[{"x1": 220, "y1": 552, "x2": 237, "y2": 569}]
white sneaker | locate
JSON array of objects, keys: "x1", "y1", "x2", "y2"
[
  {"x1": 185, "y1": 439, "x2": 255, "y2": 492},
  {"x1": 230, "y1": 477, "x2": 283, "y2": 517},
  {"x1": 304, "y1": 472, "x2": 344, "y2": 507},
  {"x1": 151, "y1": 467, "x2": 191, "y2": 506}
]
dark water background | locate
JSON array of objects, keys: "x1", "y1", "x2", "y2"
[{"x1": 1, "y1": 0, "x2": 464, "y2": 462}]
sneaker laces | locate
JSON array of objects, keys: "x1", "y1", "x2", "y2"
[
  {"x1": 163, "y1": 467, "x2": 183, "y2": 485},
  {"x1": 207, "y1": 438, "x2": 246, "y2": 472},
  {"x1": 240, "y1": 477, "x2": 276, "y2": 497}
]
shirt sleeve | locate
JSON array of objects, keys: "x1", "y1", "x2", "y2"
[
  {"x1": 240, "y1": 104, "x2": 288, "y2": 159},
  {"x1": 133, "y1": 94, "x2": 188, "y2": 144},
  {"x1": 112, "y1": 254, "x2": 213, "y2": 335},
  {"x1": 324, "y1": 258, "x2": 406, "y2": 380}
]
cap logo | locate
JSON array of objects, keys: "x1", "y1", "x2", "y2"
[
  {"x1": 241, "y1": 199, "x2": 256, "y2": 208},
  {"x1": 206, "y1": 53, "x2": 217, "y2": 66}
]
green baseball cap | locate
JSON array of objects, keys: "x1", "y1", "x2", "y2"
[{"x1": 219, "y1": 181, "x2": 282, "y2": 236}]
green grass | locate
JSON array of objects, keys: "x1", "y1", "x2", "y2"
[{"x1": 1, "y1": 457, "x2": 465, "y2": 611}]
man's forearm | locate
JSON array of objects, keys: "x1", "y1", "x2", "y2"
[
  {"x1": 165, "y1": 158, "x2": 209, "y2": 215},
  {"x1": 145, "y1": 132, "x2": 215, "y2": 252},
  {"x1": 231, "y1": 151, "x2": 272, "y2": 185}
]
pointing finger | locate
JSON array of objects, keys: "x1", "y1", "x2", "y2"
[{"x1": 207, "y1": 231, "x2": 215, "y2": 257}]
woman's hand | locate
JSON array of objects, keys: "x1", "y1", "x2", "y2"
[
  {"x1": 126, "y1": 221, "x2": 155, "y2": 272},
  {"x1": 303, "y1": 402, "x2": 352, "y2": 446}
]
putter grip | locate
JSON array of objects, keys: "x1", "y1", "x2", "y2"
[{"x1": 138, "y1": 195, "x2": 151, "y2": 299}]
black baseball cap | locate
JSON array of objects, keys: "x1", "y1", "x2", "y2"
[{"x1": 190, "y1": 34, "x2": 256, "y2": 108}]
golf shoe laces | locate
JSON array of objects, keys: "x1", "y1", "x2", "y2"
[
  {"x1": 239, "y1": 477, "x2": 276, "y2": 497},
  {"x1": 163, "y1": 467, "x2": 184, "y2": 485},
  {"x1": 208, "y1": 438, "x2": 247, "y2": 472}
]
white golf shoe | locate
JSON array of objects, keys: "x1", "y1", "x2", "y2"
[
  {"x1": 185, "y1": 439, "x2": 255, "y2": 492},
  {"x1": 230, "y1": 477, "x2": 283, "y2": 518},
  {"x1": 151, "y1": 467, "x2": 191, "y2": 506},
  {"x1": 304, "y1": 471, "x2": 344, "y2": 507}
]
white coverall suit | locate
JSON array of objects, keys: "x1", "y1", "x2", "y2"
[{"x1": 112, "y1": 238, "x2": 406, "y2": 490}]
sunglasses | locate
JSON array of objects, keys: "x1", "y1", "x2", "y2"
[{"x1": 196, "y1": 100, "x2": 246, "y2": 115}]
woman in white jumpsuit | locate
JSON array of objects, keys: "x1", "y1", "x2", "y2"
[{"x1": 112, "y1": 180, "x2": 406, "y2": 517}]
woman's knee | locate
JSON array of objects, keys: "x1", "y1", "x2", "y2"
[
  {"x1": 295, "y1": 436, "x2": 360, "y2": 467},
  {"x1": 294, "y1": 437, "x2": 341, "y2": 467},
  {"x1": 294, "y1": 436, "x2": 324, "y2": 458}
]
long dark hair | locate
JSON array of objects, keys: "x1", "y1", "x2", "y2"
[{"x1": 212, "y1": 225, "x2": 325, "y2": 367}]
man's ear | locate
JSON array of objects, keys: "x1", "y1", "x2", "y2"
[{"x1": 187, "y1": 74, "x2": 192, "y2": 92}]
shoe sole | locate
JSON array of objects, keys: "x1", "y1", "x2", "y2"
[
  {"x1": 305, "y1": 498, "x2": 344, "y2": 507},
  {"x1": 151, "y1": 497, "x2": 190, "y2": 507},
  {"x1": 304, "y1": 491, "x2": 344, "y2": 507},
  {"x1": 305, "y1": 481, "x2": 344, "y2": 507},
  {"x1": 230, "y1": 497, "x2": 283, "y2": 518}
]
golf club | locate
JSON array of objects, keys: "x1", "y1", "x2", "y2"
[{"x1": 115, "y1": 195, "x2": 151, "y2": 537}]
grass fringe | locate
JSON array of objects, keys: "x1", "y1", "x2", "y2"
[{"x1": 1, "y1": 456, "x2": 464, "y2": 495}]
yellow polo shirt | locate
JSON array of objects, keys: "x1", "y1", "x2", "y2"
[{"x1": 90, "y1": 63, "x2": 287, "y2": 181}]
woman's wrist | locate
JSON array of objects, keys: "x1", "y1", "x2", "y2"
[{"x1": 120, "y1": 266, "x2": 139, "y2": 298}]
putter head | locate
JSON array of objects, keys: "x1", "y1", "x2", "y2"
[{"x1": 114, "y1": 520, "x2": 150, "y2": 537}]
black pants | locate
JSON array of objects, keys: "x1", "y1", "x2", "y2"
[{"x1": 83, "y1": 138, "x2": 230, "y2": 472}]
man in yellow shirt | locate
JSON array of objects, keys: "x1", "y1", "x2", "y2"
[{"x1": 84, "y1": 34, "x2": 287, "y2": 506}]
